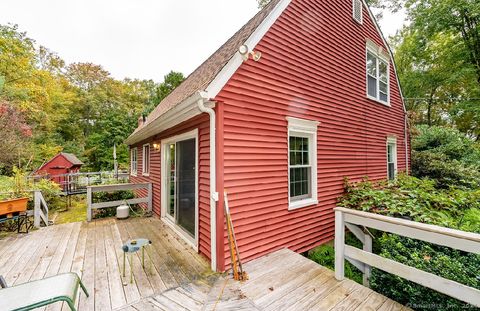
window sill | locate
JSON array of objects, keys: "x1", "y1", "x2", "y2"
[
  {"x1": 130, "y1": 173, "x2": 137, "y2": 177},
  {"x1": 366, "y1": 95, "x2": 390, "y2": 107},
  {"x1": 288, "y1": 198, "x2": 318, "y2": 211},
  {"x1": 142, "y1": 173, "x2": 150, "y2": 177}
]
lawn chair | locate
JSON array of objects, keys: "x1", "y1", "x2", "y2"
[{"x1": 0, "y1": 272, "x2": 89, "y2": 311}]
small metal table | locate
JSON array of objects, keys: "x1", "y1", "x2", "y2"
[{"x1": 122, "y1": 238, "x2": 152, "y2": 284}]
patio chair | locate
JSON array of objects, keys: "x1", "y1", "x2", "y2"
[{"x1": 0, "y1": 272, "x2": 89, "y2": 311}]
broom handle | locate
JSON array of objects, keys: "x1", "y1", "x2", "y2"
[
  {"x1": 224, "y1": 192, "x2": 244, "y2": 275},
  {"x1": 224, "y1": 192, "x2": 238, "y2": 279}
]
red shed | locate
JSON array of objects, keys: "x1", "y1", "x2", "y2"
[
  {"x1": 126, "y1": 0, "x2": 410, "y2": 272},
  {"x1": 34, "y1": 152, "x2": 83, "y2": 186}
]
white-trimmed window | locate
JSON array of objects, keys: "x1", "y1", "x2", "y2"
[
  {"x1": 353, "y1": 0, "x2": 363, "y2": 24},
  {"x1": 387, "y1": 137, "x2": 397, "y2": 180},
  {"x1": 130, "y1": 147, "x2": 137, "y2": 176},
  {"x1": 287, "y1": 117, "x2": 319, "y2": 210},
  {"x1": 366, "y1": 42, "x2": 390, "y2": 104},
  {"x1": 142, "y1": 144, "x2": 150, "y2": 176}
]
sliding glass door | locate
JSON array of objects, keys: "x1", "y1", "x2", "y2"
[{"x1": 163, "y1": 132, "x2": 197, "y2": 244}]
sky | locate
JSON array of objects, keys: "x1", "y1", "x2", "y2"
[{"x1": 0, "y1": 0, "x2": 405, "y2": 82}]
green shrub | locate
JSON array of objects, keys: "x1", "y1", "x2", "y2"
[
  {"x1": 370, "y1": 234, "x2": 480, "y2": 310},
  {"x1": 308, "y1": 236, "x2": 364, "y2": 284},
  {"x1": 340, "y1": 175, "x2": 480, "y2": 310},
  {"x1": 0, "y1": 168, "x2": 61, "y2": 206},
  {"x1": 92, "y1": 190, "x2": 135, "y2": 219},
  {"x1": 412, "y1": 125, "x2": 480, "y2": 166},
  {"x1": 340, "y1": 175, "x2": 480, "y2": 232},
  {"x1": 412, "y1": 151, "x2": 480, "y2": 189}
]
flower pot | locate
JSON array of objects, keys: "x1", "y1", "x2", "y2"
[{"x1": 0, "y1": 197, "x2": 29, "y2": 219}]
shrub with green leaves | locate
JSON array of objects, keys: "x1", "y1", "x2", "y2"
[
  {"x1": 412, "y1": 125, "x2": 480, "y2": 167},
  {"x1": 412, "y1": 151, "x2": 480, "y2": 189},
  {"x1": 340, "y1": 175, "x2": 480, "y2": 232},
  {"x1": 339, "y1": 175, "x2": 480, "y2": 310},
  {"x1": 370, "y1": 234, "x2": 480, "y2": 310}
]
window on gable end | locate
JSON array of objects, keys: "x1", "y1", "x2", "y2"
[{"x1": 366, "y1": 42, "x2": 390, "y2": 105}]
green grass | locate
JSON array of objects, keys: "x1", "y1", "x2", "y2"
[{"x1": 53, "y1": 197, "x2": 87, "y2": 224}]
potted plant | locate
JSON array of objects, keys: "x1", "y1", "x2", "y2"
[{"x1": 0, "y1": 168, "x2": 29, "y2": 220}]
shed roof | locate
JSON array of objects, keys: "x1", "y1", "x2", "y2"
[
  {"x1": 131, "y1": 0, "x2": 282, "y2": 137},
  {"x1": 60, "y1": 152, "x2": 84, "y2": 166}
]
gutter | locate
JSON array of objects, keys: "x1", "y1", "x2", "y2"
[{"x1": 197, "y1": 94, "x2": 219, "y2": 271}]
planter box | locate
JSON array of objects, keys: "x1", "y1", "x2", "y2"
[{"x1": 0, "y1": 197, "x2": 29, "y2": 219}]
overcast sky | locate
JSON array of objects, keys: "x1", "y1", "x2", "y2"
[{"x1": 0, "y1": 0, "x2": 405, "y2": 82}]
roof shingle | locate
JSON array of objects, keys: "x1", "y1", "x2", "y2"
[{"x1": 133, "y1": 0, "x2": 282, "y2": 135}]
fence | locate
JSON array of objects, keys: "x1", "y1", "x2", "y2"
[
  {"x1": 334, "y1": 207, "x2": 480, "y2": 307},
  {"x1": 29, "y1": 171, "x2": 129, "y2": 195},
  {"x1": 86, "y1": 183, "x2": 152, "y2": 221}
]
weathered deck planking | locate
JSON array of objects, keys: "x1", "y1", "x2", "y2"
[{"x1": 1, "y1": 219, "x2": 409, "y2": 311}]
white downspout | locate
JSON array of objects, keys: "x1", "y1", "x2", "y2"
[
  {"x1": 404, "y1": 116, "x2": 409, "y2": 174},
  {"x1": 197, "y1": 97, "x2": 219, "y2": 271}
]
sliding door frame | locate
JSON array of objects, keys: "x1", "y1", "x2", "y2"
[{"x1": 160, "y1": 128, "x2": 199, "y2": 251}]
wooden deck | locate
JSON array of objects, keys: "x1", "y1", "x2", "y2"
[
  {"x1": 0, "y1": 217, "x2": 211, "y2": 311},
  {"x1": 122, "y1": 248, "x2": 410, "y2": 311},
  {"x1": 0, "y1": 218, "x2": 408, "y2": 310}
]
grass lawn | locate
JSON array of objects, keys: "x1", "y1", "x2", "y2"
[{"x1": 53, "y1": 196, "x2": 87, "y2": 224}]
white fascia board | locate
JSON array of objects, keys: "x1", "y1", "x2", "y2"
[
  {"x1": 361, "y1": 0, "x2": 407, "y2": 114},
  {"x1": 125, "y1": 91, "x2": 210, "y2": 145},
  {"x1": 205, "y1": 0, "x2": 292, "y2": 99}
]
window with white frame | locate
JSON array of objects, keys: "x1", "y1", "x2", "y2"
[
  {"x1": 287, "y1": 117, "x2": 319, "y2": 210},
  {"x1": 387, "y1": 137, "x2": 397, "y2": 180},
  {"x1": 130, "y1": 147, "x2": 137, "y2": 176},
  {"x1": 353, "y1": 0, "x2": 363, "y2": 24},
  {"x1": 142, "y1": 144, "x2": 150, "y2": 175},
  {"x1": 366, "y1": 43, "x2": 389, "y2": 104}
]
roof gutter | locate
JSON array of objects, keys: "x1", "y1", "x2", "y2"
[
  {"x1": 125, "y1": 91, "x2": 210, "y2": 145},
  {"x1": 197, "y1": 95, "x2": 219, "y2": 271}
]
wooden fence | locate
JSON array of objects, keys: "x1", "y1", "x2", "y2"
[
  {"x1": 86, "y1": 183, "x2": 152, "y2": 221},
  {"x1": 334, "y1": 207, "x2": 480, "y2": 307}
]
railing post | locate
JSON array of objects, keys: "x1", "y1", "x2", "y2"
[
  {"x1": 363, "y1": 233, "x2": 372, "y2": 287},
  {"x1": 335, "y1": 209, "x2": 345, "y2": 280},
  {"x1": 87, "y1": 186, "x2": 92, "y2": 222},
  {"x1": 147, "y1": 183, "x2": 152, "y2": 213},
  {"x1": 34, "y1": 191, "x2": 40, "y2": 228}
]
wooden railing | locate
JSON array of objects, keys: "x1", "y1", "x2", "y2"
[
  {"x1": 334, "y1": 207, "x2": 480, "y2": 307},
  {"x1": 86, "y1": 183, "x2": 152, "y2": 221},
  {"x1": 33, "y1": 191, "x2": 49, "y2": 228}
]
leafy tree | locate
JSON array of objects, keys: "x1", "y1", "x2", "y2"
[
  {"x1": 143, "y1": 71, "x2": 184, "y2": 115},
  {"x1": 0, "y1": 100, "x2": 32, "y2": 173}
]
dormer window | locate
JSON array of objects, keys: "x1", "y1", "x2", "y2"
[{"x1": 353, "y1": 0, "x2": 363, "y2": 24}]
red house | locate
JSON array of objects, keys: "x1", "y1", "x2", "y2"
[
  {"x1": 34, "y1": 152, "x2": 83, "y2": 186},
  {"x1": 126, "y1": 0, "x2": 410, "y2": 272}
]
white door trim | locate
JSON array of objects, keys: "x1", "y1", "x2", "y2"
[{"x1": 160, "y1": 128, "x2": 199, "y2": 251}]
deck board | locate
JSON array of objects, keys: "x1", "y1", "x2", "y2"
[{"x1": 0, "y1": 218, "x2": 409, "y2": 311}]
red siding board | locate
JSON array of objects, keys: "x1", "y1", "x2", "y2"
[
  {"x1": 214, "y1": 0, "x2": 409, "y2": 270},
  {"x1": 130, "y1": 114, "x2": 211, "y2": 260}
]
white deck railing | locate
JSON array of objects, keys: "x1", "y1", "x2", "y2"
[
  {"x1": 33, "y1": 191, "x2": 49, "y2": 228},
  {"x1": 86, "y1": 183, "x2": 152, "y2": 221},
  {"x1": 334, "y1": 207, "x2": 480, "y2": 307}
]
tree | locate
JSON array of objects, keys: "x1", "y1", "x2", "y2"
[
  {"x1": 143, "y1": 71, "x2": 185, "y2": 115},
  {"x1": 0, "y1": 101, "x2": 32, "y2": 173}
]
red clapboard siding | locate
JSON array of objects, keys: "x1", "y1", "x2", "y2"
[
  {"x1": 130, "y1": 114, "x2": 212, "y2": 260},
  {"x1": 214, "y1": 0, "x2": 409, "y2": 270}
]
